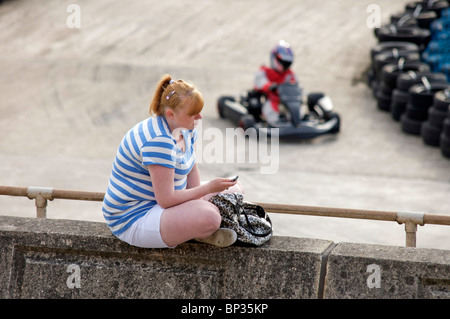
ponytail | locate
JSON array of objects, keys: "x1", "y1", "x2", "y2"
[{"x1": 149, "y1": 74, "x2": 173, "y2": 116}]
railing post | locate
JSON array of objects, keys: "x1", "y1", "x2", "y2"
[
  {"x1": 404, "y1": 222, "x2": 418, "y2": 248},
  {"x1": 396, "y1": 211, "x2": 424, "y2": 248},
  {"x1": 34, "y1": 195, "x2": 48, "y2": 218},
  {"x1": 26, "y1": 187, "x2": 54, "y2": 218}
]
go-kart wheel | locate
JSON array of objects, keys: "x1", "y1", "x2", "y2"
[
  {"x1": 307, "y1": 93, "x2": 325, "y2": 116},
  {"x1": 238, "y1": 115, "x2": 255, "y2": 131},
  {"x1": 217, "y1": 96, "x2": 235, "y2": 118},
  {"x1": 329, "y1": 112, "x2": 341, "y2": 134}
]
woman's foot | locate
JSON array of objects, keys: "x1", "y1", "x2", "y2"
[{"x1": 195, "y1": 228, "x2": 237, "y2": 247}]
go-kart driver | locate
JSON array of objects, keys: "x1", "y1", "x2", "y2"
[{"x1": 254, "y1": 40, "x2": 298, "y2": 126}]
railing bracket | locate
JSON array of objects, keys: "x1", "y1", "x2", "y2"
[
  {"x1": 26, "y1": 187, "x2": 54, "y2": 218},
  {"x1": 396, "y1": 211, "x2": 425, "y2": 248}
]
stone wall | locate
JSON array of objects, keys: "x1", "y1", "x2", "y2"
[{"x1": 0, "y1": 215, "x2": 449, "y2": 299}]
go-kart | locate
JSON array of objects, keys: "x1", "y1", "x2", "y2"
[{"x1": 217, "y1": 82, "x2": 341, "y2": 140}]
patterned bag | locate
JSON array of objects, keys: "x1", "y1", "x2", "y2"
[{"x1": 208, "y1": 192, "x2": 273, "y2": 246}]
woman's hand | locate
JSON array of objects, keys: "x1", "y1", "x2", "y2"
[
  {"x1": 149, "y1": 164, "x2": 239, "y2": 208},
  {"x1": 205, "y1": 177, "x2": 238, "y2": 194}
]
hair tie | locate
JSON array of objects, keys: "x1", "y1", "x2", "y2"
[{"x1": 165, "y1": 79, "x2": 176, "y2": 100}]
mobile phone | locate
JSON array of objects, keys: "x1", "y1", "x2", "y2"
[{"x1": 229, "y1": 175, "x2": 239, "y2": 182}]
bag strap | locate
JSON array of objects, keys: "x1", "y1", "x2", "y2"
[{"x1": 232, "y1": 193, "x2": 272, "y2": 237}]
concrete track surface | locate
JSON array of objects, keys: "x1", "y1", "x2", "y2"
[{"x1": 0, "y1": 0, "x2": 449, "y2": 249}]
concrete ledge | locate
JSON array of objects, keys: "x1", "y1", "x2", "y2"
[
  {"x1": 324, "y1": 242, "x2": 450, "y2": 299},
  {"x1": 1, "y1": 216, "x2": 449, "y2": 299},
  {"x1": 0, "y1": 216, "x2": 332, "y2": 299}
]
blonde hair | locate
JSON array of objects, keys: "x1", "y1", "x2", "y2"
[{"x1": 149, "y1": 74, "x2": 204, "y2": 116}]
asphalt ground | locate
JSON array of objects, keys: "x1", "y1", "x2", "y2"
[{"x1": 0, "y1": 0, "x2": 449, "y2": 249}]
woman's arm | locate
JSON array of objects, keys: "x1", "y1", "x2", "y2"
[
  {"x1": 148, "y1": 164, "x2": 236, "y2": 209},
  {"x1": 186, "y1": 163, "x2": 201, "y2": 189}
]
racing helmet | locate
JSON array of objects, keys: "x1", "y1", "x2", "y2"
[{"x1": 270, "y1": 40, "x2": 294, "y2": 73}]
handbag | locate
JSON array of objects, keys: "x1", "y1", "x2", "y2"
[{"x1": 208, "y1": 192, "x2": 273, "y2": 246}]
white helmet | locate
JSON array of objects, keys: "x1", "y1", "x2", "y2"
[{"x1": 270, "y1": 40, "x2": 294, "y2": 73}]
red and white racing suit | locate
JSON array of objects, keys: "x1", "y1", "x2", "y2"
[{"x1": 254, "y1": 66, "x2": 298, "y2": 125}]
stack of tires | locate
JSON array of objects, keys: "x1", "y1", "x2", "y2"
[
  {"x1": 401, "y1": 81, "x2": 450, "y2": 135},
  {"x1": 422, "y1": 89, "x2": 450, "y2": 147},
  {"x1": 391, "y1": 71, "x2": 447, "y2": 121},
  {"x1": 368, "y1": 1, "x2": 450, "y2": 160},
  {"x1": 369, "y1": 42, "x2": 420, "y2": 100},
  {"x1": 441, "y1": 98, "x2": 450, "y2": 157},
  {"x1": 377, "y1": 60, "x2": 431, "y2": 111}
]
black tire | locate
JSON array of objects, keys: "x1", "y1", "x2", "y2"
[
  {"x1": 370, "y1": 42, "x2": 419, "y2": 85},
  {"x1": 440, "y1": 134, "x2": 450, "y2": 159},
  {"x1": 401, "y1": 114, "x2": 422, "y2": 135},
  {"x1": 442, "y1": 118, "x2": 450, "y2": 137},
  {"x1": 392, "y1": 88, "x2": 409, "y2": 104},
  {"x1": 416, "y1": 12, "x2": 437, "y2": 29},
  {"x1": 377, "y1": 26, "x2": 431, "y2": 48},
  {"x1": 392, "y1": 11, "x2": 437, "y2": 29},
  {"x1": 405, "y1": 103, "x2": 429, "y2": 121},
  {"x1": 396, "y1": 71, "x2": 447, "y2": 91},
  {"x1": 409, "y1": 83, "x2": 450, "y2": 108},
  {"x1": 428, "y1": 106, "x2": 448, "y2": 128},
  {"x1": 373, "y1": 51, "x2": 421, "y2": 82},
  {"x1": 433, "y1": 90, "x2": 450, "y2": 111},
  {"x1": 376, "y1": 89, "x2": 392, "y2": 111},
  {"x1": 390, "y1": 89, "x2": 409, "y2": 120},
  {"x1": 421, "y1": 121, "x2": 442, "y2": 146},
  {"x1": 238, "y1": 115, "x2": 256, "y2": 131},
  {"x1": 217, "y1": 96, "x2": 235, "y2": 118},
  {"x1": 405, "y1": 1, "x2": 449, "y2": 18},
  {"x1": 370, "y1": 41, "x2": 419, "y2": 61},
  {"x1": 371, "y1": 79, "x2": 378, "y2": 97},
  {"x1": 391, "y1": 101, "x2": 407, "y2": 121},
  {"x1": 379, "y1": 82, "x2": 393, "y2": 95},
  {"x1": 329, "y1": 112, "x2": 341, "y2": 134},
  {"x1": 390, "y1": 15, "x2": 418, "y2": 27},
  {"x1": 381, "y1": 61, "x2": 430, "y2": 90},
  {"x1": 307, "y1": 93, "x2": 325, "y2": 110}
]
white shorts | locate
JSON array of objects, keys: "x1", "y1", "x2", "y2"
[{"x1": 116, "y1": 204, "x2": 176, "y2": 249}]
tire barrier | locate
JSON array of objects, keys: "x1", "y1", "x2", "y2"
[
  {"x1": 368, "y1": 2, "x2": 450, "y2": 160},
  {"x1": 422, "y1": 89, "x2": 450, "y2": 145},
  {"x1": 441, "y1": 98, "x2": 450, "y2": 157},
  {"x1": 401, "y1": 82, "x2": 450, "y2": 135},
  {"x1": 392, "y1": 71, "x2": 447, "y2": 121}
]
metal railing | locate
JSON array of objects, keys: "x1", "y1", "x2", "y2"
[{"x1": 1, "y1": 185, "x2": 449, "y2": 248}]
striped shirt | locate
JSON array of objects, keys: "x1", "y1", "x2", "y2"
[{"x1": 102, "y1": 115, "x2": 197, "y2": 236}]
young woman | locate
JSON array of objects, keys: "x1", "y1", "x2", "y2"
[{"x1": 102, "y1": 74, "x2": 244, "y2": 248}]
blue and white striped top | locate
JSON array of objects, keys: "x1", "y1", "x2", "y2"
[{"x1": 102, "y1": 115, "x2": 197, "y2": 236}]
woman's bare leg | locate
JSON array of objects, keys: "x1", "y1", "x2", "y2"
[
  {"x1": 159, "y1": 199, "x2": 222, "y2": 247},
  {"x1": 159, "y1": 181, "x2": 244, "y2": 247}
]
